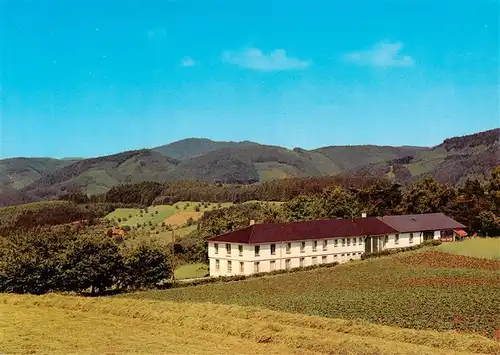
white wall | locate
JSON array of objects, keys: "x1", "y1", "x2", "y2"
[
  {"x1": 209, "y1": 237, "x2": 364, "y2": 277},
  {"x1": 208, "y1": 230, "x2": 443, "y2": 277}
]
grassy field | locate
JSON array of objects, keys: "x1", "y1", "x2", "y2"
[
  {"x1": 106, "y1": 201, "x2": 282, "y2": 244},
  {"x1": 123, "y1": 247, "x2": 500, "y2": 339},
  {"x1": 106, "y1": 201, "x2": 232, "y2": 228},
  {"x1": 2, "y1": 294, "x2": 499, "y2": 355},
  {"x1": 437, "y1": 238, "x2": 500, "y2": 260},
  {"x1": 174, "y1": 263, "x2": 209, "y2": 279}
]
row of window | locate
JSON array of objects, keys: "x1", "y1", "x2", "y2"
[
  {"x1": 214, "y1": 253, "x2": 363, "y2": 273},
  {"x1": 214, "y1": 238, "x2": 364, "y2": 257}
]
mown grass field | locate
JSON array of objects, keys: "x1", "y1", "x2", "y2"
[
  {"x1": 123, "y1": 247, "x2": 500, "y2": 339},
  {"x1": 2, "y1": 293, "x2": 500, "y2": 355},
  {"x1": 437, "y1": 238, "x2": 500, "y2": 260},
  {"x1": 174, "y1": 262, "x2": 209, "y2": 279}
]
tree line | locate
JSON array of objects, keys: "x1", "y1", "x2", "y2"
[
  {"x1": 193, "y1": 167, "x2": 500, "y2": 240},
  {"x1": 0, "y1": 227, "x2": 171, "y2": 295}
]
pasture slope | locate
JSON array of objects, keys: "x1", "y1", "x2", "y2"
[
  {"x1": 105, "y1": 200, "x2": 281, "y2": 242},
  {"x1": 2, "y1": 293, "x2": 500, "y2": 355},
  {"x1": 437, "y1": 238, "x2": 500, "y2": 260}
]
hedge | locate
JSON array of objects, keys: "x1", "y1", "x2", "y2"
[
  {"x1": 361, "y1": 239, "x2": 442, "y2": 260},
  {"x1": 159, "y1": 261, "x2": 340, "y2": 289}
]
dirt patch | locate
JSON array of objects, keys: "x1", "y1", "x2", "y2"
[
  {"x1": 398, "y1": 251, "x2": 500, "y2": 271},
  {"x1": 163, "y1": 212, "x2": 203, "y2": 227},
  {"x1": 405, "y1": 276, "x2": 500, "y2": 287}
]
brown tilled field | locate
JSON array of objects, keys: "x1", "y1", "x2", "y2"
[
  {"x1": 163, "y1": 211, "x2": 203, "y2": 227},
  {"x1": 396, "y1": 251, "x2": 500, "y2": 270}
]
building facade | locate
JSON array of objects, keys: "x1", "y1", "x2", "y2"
[{"x1": 207, "y1": 213, "x2": 465, "y2": 277}]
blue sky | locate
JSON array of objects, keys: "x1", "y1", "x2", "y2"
[{"x1": 1, "y1": 0, "x2": 498, "y2": 158}]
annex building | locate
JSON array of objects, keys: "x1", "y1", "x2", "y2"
[{"x1": 206, "y1": 213, "x2": 466, "y2": 277}]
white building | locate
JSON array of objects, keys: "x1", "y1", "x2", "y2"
[{"x1": 207, "y1": 213, "x2": 466, "y2": 277}]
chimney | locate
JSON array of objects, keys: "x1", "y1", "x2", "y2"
[
  {"x1": 361, "y1": 212, "x2": 367, "y2": 218},
  {"x1": 249, "y1": 220, "x2": 255, "y2": 226}
]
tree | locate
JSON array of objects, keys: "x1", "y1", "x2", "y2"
[
  {"x1": 0, "y1": 230, "x2": 73, "y2": 294},
  {"x1": 353, "y1": 181, "x2": 402, "y2": 216},
  {"x1": 314, "y1": 186, "x2": 361, "y2": 219},
  {"x1": 486, "y1": 166, "x2": 500, "y2": 214},
  {"x1": 60, "y1": 234, "x2": 123, "y2": 295},
  {"x1": 478, "y1": 211, "x2": 500, "y2": 236},
  {"x1": 120, "y1": 241, "x2": 172, "y2": 289},
  {"x1": 449, "y1": 179, "x2": 488, "y2": 231},
  {"x1": 398, "y1": 176, "x2": 455, "y2": 214},
  {"x1": 282, "y1": 195, "x2": 316, "y2": 221}
]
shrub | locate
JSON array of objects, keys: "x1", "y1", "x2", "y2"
[
  {"x1": 361, "y1": 240, "x2": 442, "y2": 260},
  {"x1": 155, "y1": 210, "x2": 159, "y2": 215},
  {"x1": 194, "y1": 205, "x2": 201, "y2": 212}
]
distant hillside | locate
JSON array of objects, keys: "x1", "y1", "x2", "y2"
[
  {"x1": 312, "y1": 145, "x2": 426, "y2": 172},
  {"x1": 21, "y1": 150, "x2": 179, "y2": 200},
  {"x1": 167, "y1": 144, "x2": 324, "y2": 184},
  {"x1": 153, "y1": 138, "x2": 259, "y2": 160},
  {"x1": 348, "y1": 129, "x2": 500, "y2": 185},
  {"x1": 0, "y1": 157, "x2": 79, "y2": 190},
  {"x1": 1, "y1": 129, "x2": 497, "y2": 205}
]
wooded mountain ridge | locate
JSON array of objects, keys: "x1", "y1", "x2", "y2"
[{"x1": 0, "y1": 128, "x2": 498, "y2": 206}]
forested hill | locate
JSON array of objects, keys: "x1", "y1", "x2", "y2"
[
  {"x1": 0, "y1": 129, "x2": 498, "y2": 205},
  {"x1": 348, "y1": 128, "x2": 500, "y2": 185}
]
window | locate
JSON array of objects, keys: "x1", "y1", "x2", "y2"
[
  {"x1": 254, "y1": 262, "x2": 260, "y2": 273},
  {"x1": 270, "y1": 244, "x2": 276, "y2": 255},
  {"x1": 334, "y1": 254, "x2": 338, "y2": 259},
  {"x1": 323, "y1": 240, "x2": 328, "y2": 251},
  {"x1": 227, "y1": 261, "x2": 232, "y2": 273},
  {"x1": 334, "y1": 239, "x2": 338, "y2": 247},
  {"x1": 226, "y1": 243, "x2": 231, "y2": 255},
  {"x1": 300, "y1": 241, "x2": 306, "y2": 252},
  {"x1": 214, "y1": 243, "x2": 219, "y2": 255},
  {"x1": 300, "y1": 257, "x2": 305, "y2": 267},
  {"x1": 285, "y1": 259, "x2": 291, "y2": 269},
  {"x1": 270, "y1": 260, "x2": 276, "y2": 271},
  {"x1": 353, "y1": 238, "x2": 357, "y2": 245},
  {"x1": 342, "y1": 238, "x2": 346, "y2": 247},
  {"x1": 347, "y1": 238, "x2": 351, "y2": 246},
  {"x1": 254, "y1": 245, "x2": 260, "y2": 256},
  {"x1": 238, "y1": 245, "x2": 243, "y2": 256},
  {"x1": 240, "y1": 262, "x2": 244, "y2": 273},
  {"x1": 215, "y1": 259, "x2": 220, "y2": 271},
  {"x1": 322, "y1": 256, "x2": 327, "y2": 264},
  {"x1": 395, "y1": 234, "x2": 399, "y2": 245},
  {"x1": 286, "y1": 242, "x2": 292, "y2": 254},
  {"x1": 385, "y1": 235, "x2": 389, "y2": 243},
  {"x1": 312, "y1": 241, "x2": 318, "y2": 252},
  {"x1": 359, "y1": 238, "x2": 363, "y2": 245},
  {"x1": 312, "y1": 256, "x2": 317, "y2": 265},
  {"x1": 409, "y1": 233, "x2": 414, "y2": 244}
]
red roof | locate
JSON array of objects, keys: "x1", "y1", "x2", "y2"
[
  {"x1": 377, "y1": 213, "x2": 466, "y2": 233},
  {"x1": 207, "y1": 213, "x2": 466, "y2": 244},
  {"x1": 454, "y1": 229, "x2": 467, "y2": 237},
  {"x1": 208, "y1": 217, "x2": 398, "y2": 244}
]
